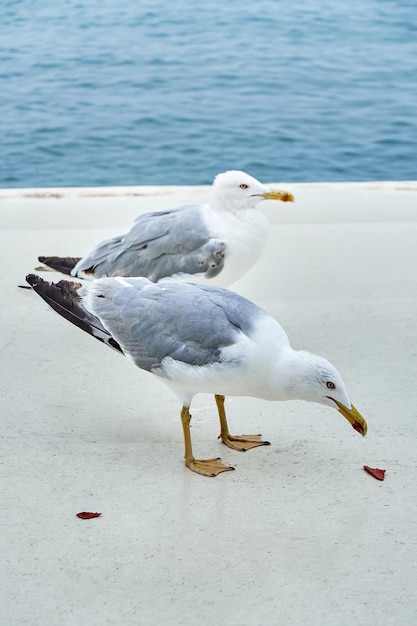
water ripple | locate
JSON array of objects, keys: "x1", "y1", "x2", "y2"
[{"x1": 1, "y1": 0, "x2": 417, "y2": 186}]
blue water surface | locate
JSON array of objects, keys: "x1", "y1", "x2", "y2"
[{"x1": 1, "y1": 0, "x2": 416, "y2": 186}]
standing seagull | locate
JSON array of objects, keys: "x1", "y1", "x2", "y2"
[
  {"x1": 26, "y1": 274, "x2": 367, "y2": 477},
  {"x1": 37, "y1": 170, "x2": 294, "y2": 286}
]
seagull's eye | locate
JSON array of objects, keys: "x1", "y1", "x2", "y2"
[
  {"x1": 326, "y1": 381, "x2": 336, "y2": 389},
  {"x1": 239, "y1": 183, "x2": 249, "y2": 189}
]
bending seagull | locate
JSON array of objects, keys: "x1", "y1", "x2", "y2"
[
  {"x1": 26, "y1": 274, "x2": 367, "y2": 477},
  {"x1": 37, "y1": 170, "x2": 294, "y2": 286}
]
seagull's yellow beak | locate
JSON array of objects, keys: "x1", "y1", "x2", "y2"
[
  {"x1": 333, "y1": 399, "x2": 368, "y2": 436},
  {"x1": 261, "y1": 189, "x2": 295, "y2": 203}
]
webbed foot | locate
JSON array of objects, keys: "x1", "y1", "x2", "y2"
[
  {"x1": 185, "y1": 457, "x2": 235, "y2": 477},
  {"x1": 220, "y1": 433, "x2": 271, "y2": 452}
]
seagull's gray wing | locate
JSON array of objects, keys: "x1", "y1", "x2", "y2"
[
  {"x1": 85, "y1": 279, "x2": 261, "y2": 372},
  {"x1": 73, "y1": 205, "x2": 226, "y2": 281}
]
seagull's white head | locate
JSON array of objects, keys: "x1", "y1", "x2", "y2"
[
  {"x1": 210, "y1": 170, "x2": 294, "y2": 212},
  {"x1": 288, "y1": 351, "x2": 367, "y2": 436}
]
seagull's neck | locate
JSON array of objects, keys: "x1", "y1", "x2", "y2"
[
  {"x1": 280, "y1": 350, "x2": 321, "y2": 402},
  {"x1": 250, "y1": 347, "x2": 319, "y2": 402},
  {"x1": 210, "y1": 196, "x2": 259, "y2": 215},
  {"x1": 225, "y1": 318, "x2": 297, "y2": 401}
]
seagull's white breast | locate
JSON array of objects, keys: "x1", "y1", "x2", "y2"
[{"x1": 205, "y1": 207, "x2": 269, "y2": 287}]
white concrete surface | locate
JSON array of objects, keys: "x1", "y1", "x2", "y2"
[{"x1": 1, "y1": 182, "x2": 417, "y2": 625}]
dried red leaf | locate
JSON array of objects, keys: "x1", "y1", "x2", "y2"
[
  {"x1": 363, "y1": 466, "x2": 386, "y2": 481},
  {"x1": 76, "y1": 511, "x2": 102, "y2": 519}
]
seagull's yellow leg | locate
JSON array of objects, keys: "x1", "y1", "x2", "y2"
[
  {"x1": 215, "y1": 394, "x2": 271, "y2": 451},
  {"x1": 180, "y1": 405, "x2": 234, "y2": 477}
]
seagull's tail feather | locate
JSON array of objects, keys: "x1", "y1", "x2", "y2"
[
  {"x1": 26, "y1": 274, "x2": 124, "y2": 355},
  {"x1": 37, "y1": 256, "x2": 81, "y2": 275}
]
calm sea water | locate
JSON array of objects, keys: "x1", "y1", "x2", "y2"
[{"x1": 1, "y1": 0, "x2": 416, "y2": 187}]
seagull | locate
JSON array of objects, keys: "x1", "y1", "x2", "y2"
[
  {"x1": 37, "y1": 170, "x2": 294, "y2": 286},
  {"x1": 26, "y1": 274, "x2": 367, "y2": 477}
]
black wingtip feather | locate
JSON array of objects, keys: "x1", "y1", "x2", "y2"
[
  {"x1": 37, "y1": 256, "x2": 81, "y2": 275},
  {"x1": 26, "y1": 274, "x2": 123, "y2": 354}
]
